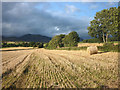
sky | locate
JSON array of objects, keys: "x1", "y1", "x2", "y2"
[{"x1": 2, "y1": 2, "x2": 118, "y2": 39}]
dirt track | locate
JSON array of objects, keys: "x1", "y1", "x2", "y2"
[{"x1": 2, "y1": 48, "x2": 119, "y2": 88}]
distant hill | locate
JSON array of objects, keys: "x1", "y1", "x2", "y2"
[{"x1": 2, "y1": 34, "x2": 51, "y2": 42}]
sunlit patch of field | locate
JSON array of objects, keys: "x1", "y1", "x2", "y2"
[
  {"x1": 1, "y1": 47, "x2": 33, "y2": 51},
  {"x1": 78, "y1": 43, "x2": 118, "y2": 47},
  {"x1": 78, "y1": 43, "x2": 103, "y2": 47},
  {"x1": 2, "y1": 48, "x2": 118, "y2": 88}
]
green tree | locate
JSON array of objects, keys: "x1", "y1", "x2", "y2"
[
  {"x1": 88, "y1": 7, "x2": 119, "y2": 43},
  {"x1": 2, "y1": 42, "x2": 7, "y2": 47},
  {"x1": 48, "y1": 34, "x2": 65, "y2": 49},
  {"x1": 109, "y1": 7, "x2": 119, "y2": 41},
  {"x1": 63, "y1": 31, "x2": 80, "y2": 47},
  {"x1": 44, "y1": 43, "x2": 49, "y2": 48},
  {"x1": 29, "y1": 42, "x2": 36, "y2": 47},
  {"x1": 37, "y1": 43, "x2": 43, "y2": 48}
]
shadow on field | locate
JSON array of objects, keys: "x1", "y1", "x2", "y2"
[{"x1": 0, "y1": 48, "x2": 34, "y2": 52}]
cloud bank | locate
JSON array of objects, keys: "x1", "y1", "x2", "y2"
[{"x1": 2, "y1": 2, "x2": 117, "y2": 39}]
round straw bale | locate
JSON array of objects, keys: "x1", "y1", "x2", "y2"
[{"x1": 87, "y1": 46, "x2": 98, "y2": 55}]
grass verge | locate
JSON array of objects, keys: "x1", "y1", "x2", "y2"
[{"x1": 45, "y1": 44, "x2": 120, "y2": 52}]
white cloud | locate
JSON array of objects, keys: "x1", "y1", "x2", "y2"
[
  {"x1": 65, "y1": 5, "x2": 80, "y2": 14},
  {"x1": 81, "y1": 0, "x2": 95, "y2": 2},
  {"x1": 90, "y1": 4, "x2": 98, "y2": 9},
  {"x1": 3, "y1": 23, "x2": 11, "y2": 29},
  {"x1": 107, "y1": 2, "x2": 117, "y2": 6},
  {"x1": 89, "y1": 17, "x2": 94, "y2": 21},
  {"x1": 55, "y1": 27, "x2": 60, "y2": 31}
]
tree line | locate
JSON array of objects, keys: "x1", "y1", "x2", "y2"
[
  {"x1": 47, "y1": 31, "x2": 80, "y2": 49},
  {"x1": 2, "y1": 42, "x2": 43, "y2": 48}
]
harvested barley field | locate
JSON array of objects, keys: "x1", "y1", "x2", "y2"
[
  {"x1": 1, "y1": 48, "x2": 119, "y2": 88},
  {"x1": 1, "y1": 47, "x2": 33, "y2": 51},
  {"x1": 78, "y1": 43, "x2": 103, "y2": 47},
  {"x1": 78, "y1": 43, "x2": 118, "y2": 47}
]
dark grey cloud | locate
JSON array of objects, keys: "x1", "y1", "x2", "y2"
[{"x1": 2, "y1": 2, "x2": 91, "y2": 39}]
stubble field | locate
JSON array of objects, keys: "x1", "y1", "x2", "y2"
[{"x1": 1, "y1": 47, "x2": 119, "y2": 88}]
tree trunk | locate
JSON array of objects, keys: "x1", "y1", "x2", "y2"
[
  {"x1": 106, "y1": 33, "x2": 108, "y2": 43},
  {"x1": 102, "y1": 32, "x2": 105, "y2": 43}
]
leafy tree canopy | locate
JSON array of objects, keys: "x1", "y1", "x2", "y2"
[
  {"x1": 63, "y1": 31, "x2": 80, "y2": 47},
  {"x1": 88, "y1": 7, "x2": 119, "y2": 43},
  {"x1": 48, "y1": 34, "x2": 65, "y2": 49},
  {"x1": 48, "y1": 31, "x2": 80, "y2": 49}
]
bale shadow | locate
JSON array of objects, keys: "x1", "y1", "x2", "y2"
[{"x1": 97, "y1": 51, "x2": 108, "y2": 54}]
